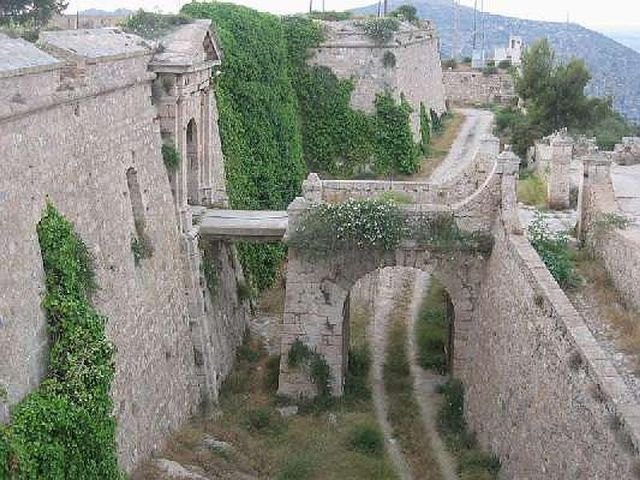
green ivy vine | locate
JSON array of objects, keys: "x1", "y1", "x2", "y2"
[{"x1": 1, "y1": 204, "x2": 122, "y2": 479}]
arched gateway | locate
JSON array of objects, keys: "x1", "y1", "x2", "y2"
[{"x1": 277, "y1": 137, "x2": 522, "y2": 397}]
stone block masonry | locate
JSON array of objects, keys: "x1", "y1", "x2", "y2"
[
  {"x1": 443, "y1": 70, "x2": 515, "y2": 107},
  {"x1": 467, "y1": 225, "x2": 640, "y2": 478},
  {"x1": 310, "y1": 20, "x2": 446, "y2": 142},
  {"x1": 0, "y1": 26, "x2": 247, "y2": 473}
]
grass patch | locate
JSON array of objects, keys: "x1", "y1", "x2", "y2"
[
  {"x1": 571, "y1": 251, "x2": 640, "y2": 366},
  {"x1": 518, "y1": 170, "x2": 547, "y2": 207},
  {"x1": 414, "y1": 110, "x2": 465, "y2": 180},
  {"x1": 416, "y1": 280, "x2": 449, "y2": 374},
  {"x1": 438, "y1": 379, "x2": 500, "y2": 479},
  {"x1": 132, "y1": 333, "x2": 397, "y2": 480},
  {"x1": 347, "y1": 423, "x2": 384, "y2": 456},
  {"x1": 384, "y1": 284, "x2": 444, "y2": 479}
]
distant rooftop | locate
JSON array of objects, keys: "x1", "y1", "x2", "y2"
[
  {"x1": 151, "y1": 20, "x2": 221, "y2": 70},
  {"x1": 39, "y1": 28, "x2": 151, "y2": 59},
  {"x1": 0, "y1": 35, "x2": 60, "y2": 75}
]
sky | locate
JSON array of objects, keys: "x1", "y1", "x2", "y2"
[{"x1": 64, "y1": 0, "x2": 640, "y2": 30}]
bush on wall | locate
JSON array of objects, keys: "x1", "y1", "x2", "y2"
[{"x1": 1, "y1": 204, "x2": 121, "y2": 479}]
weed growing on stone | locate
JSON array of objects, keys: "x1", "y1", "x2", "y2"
[
  {"x1": 416, "y1": 280, "x2": 449, "y2": 374},
  {"x1": 438, "y1": 379, "x2": 501, "y2": 479}
]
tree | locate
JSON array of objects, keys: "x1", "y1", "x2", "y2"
[
  {"x1": 0, "y1": 0, "x2": 68, "y2": 28},
  {"x1": 391, "y1": 5, "x2": 418, "y2": 23}
]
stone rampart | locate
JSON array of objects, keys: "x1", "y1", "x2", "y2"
[
  {"x1": 309, "y1": 20, "x2": 446, "y2": 141},
  {"x1": 0, "y1": 28, "x2": 247, "y2": 472},
  {"x1": 443, "y1": 70, "x2": 515, "y2": 107},
  {"x1": 578, "y1": 157, "x2": 640, "y2": 312},
  {"x1": 468, "y1": 223, "x2": 640, "y2": 478}
]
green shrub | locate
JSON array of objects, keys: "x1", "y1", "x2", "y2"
[
  {"x1": 265, "y1": 355, "x2": 281, "y2": 392},
  {"x1": 347, "y1": 423, "x2": 384, "y2": 456},
  {"x1": 416, "y1": 300, "x2": 448, "y2": 374},
  {"x1": 288, "y1": 198, "x2": 405, "y2": 257},
  {"x1": 286, "y1": 340, "x2": 332, "y2": 398},
  {"x1": 1, "y1": 204, "x2": 122, "y2": 479},
  {"x1": 528, "y1": 212, "x2": 579, "y2": 288},
  {"x1": 122, "y1": 10, "x2": 192, "y2": 39},
  {"x1": 374, "y1": 92, "x2": 420, "y2": 175},
  {"x1": 308, "y1": 10, "x2": 352, "y2": 21},
  {"x1": 276, "y1": 454, "x2": 314, "y2": 480},
  {"x1": 517, "y1": 170, "x2": 547, "y2": 207},
  {"x1": 243, "y1": 407, "x2": 275, "y2": 432},
  {"x1": 359, "y1": 18, "x2": 400, "y2": 44},
  {"x1": 390, "y1": 5, "x2": 418, "y2": 23},
  {"x1": 420, "y1": 102, "x2": 431, "y2": 154},
  {"x1": 344, "y1": 345, "x2": 371, "y2": 402},
  {"x1": 161, "y1": 141, "x2": 181, "y2": 171}
]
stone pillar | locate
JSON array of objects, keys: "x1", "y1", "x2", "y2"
[
  {"x1": 497, "y1": 148, "x2": 522, "y2": 235},
  {"x1": 547, "y1": 135, "x2": 573, "y2": 210},
  {"x1": 302, "y1": 173, "x2": 323, "y2": 203},
  {"x1": 577, "y1": 154, "x2": 614, "y2": 241},
  {"x1": 478, "y1": 135, "x2": 500, "y2": 173},
  {"x1": 278, "y1": 198, "x2": 349, "y2": 398}
]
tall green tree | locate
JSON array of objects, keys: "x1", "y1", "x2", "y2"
[{"x1": 0, "y1": 0, "x2": 67, "y2": 28}]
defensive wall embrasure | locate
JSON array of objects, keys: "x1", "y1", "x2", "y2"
[
  {"x1": 0, "y1": 25, "x2": 248, "y2": 472},
  {"x1": 278, "y1": 140, "x2": 640, "y2": 478},
  {"x1": 310, "y1": 20, "x2": 446, "y2": 142}
]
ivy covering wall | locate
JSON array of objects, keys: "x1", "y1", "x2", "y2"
[
  {"x1": 1, "y1": 204, "x2": 121, "y2": 479},
  {"x1": 182, "y1": 3, "x2": 428, "y2": 291}
]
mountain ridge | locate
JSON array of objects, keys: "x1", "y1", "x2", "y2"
[{"x1": 354, "y1": 1, "x2": 640, "y2": 123}]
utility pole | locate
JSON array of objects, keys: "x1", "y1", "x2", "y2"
[
  {"x1": 472, "y1": 0, "x2": 478, "y2": 50},
  {"x1": 383, "y1": 0, "x2": 388, "y2": 16},
  {"x1": 309, "y1": 0, "x2": 313, "y2": 14},
  {"x1": 377, "y1": 0, "x2": 382, "y2": 17},
  {"x1": 453, "y1": 0, "x2": 460, "y2": 60},
  {"x1": 322, "y1": 0, "x2": 325, "y2": 13}
]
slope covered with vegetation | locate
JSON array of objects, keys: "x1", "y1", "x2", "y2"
[{"x1": 182, "y1": 3, "x2": 427, "y2": 291}]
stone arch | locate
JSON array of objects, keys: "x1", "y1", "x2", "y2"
[
  {"x1": 186, "y1": 118, "x2": 199, "y2": 205},
  {"x1": 278, "y1": 245, "x2": 484, "y2": 398}
]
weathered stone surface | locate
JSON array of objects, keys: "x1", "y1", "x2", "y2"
[
  {"x1": 310, "y1": 20, "x2": 446, "y2": 142},
  {"x1": 152, "y1": 459, "x2": 211, "y2": 480},
  {"x1": 443, "y1": 69, "x2": 515, "y2": 106},
  {"x1": 0, "y1": 24, "x2": 247, "y2": 474}
]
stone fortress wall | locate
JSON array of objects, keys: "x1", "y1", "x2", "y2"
[
  {"x1": 443, "y1": 69, "x2": 515, "y2": 107},
  {"x1": 309, "y1": 20, "x2": 447, "y2": 141},
  {"x1": 0, "y1": 24, "x2": 248, "y2": 473}
]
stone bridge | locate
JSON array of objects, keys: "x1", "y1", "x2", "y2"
[{"x1": 195, "y1": 134, "x2": 522, "y2": 396}]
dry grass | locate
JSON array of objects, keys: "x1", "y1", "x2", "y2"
[
  {"x1": 132, "y1": 334, "x2": 397, "y2": 480},
  {"x1": 383, "y1": 282, "x2": 445, "y2": 480},
  {"x1": 517, "y1": 170, "x2": 547, "y2": 207},
  {"x1": 414, "y1": 110, "x2": 466, "y2": 180},
  {"x1": 572, "y1": 252, "x2": 640, "y2": 363}
]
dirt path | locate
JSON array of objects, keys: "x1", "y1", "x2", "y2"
[
  {"x1": 406, "y1": 272, "x2": 459, "y2": 480},
  {"x1": 367, "y1": 268, "x2": 458, "y2": 480},
  {"x1": 430, "y1": 108, "x2": 494, "y2": 184},
  {"x1": 368, "y1": 268, "x2": 413, "y2": 480}
]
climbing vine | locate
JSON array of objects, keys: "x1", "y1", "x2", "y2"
[
  {"x1": 180, "y1": 4, "x2": 429, "y2": 289},
  {"x1": 419, "y1": 102, "x2": 431, "y2": 155},
  {"x1": 373, "y1": 93, "x2": 420, "y2": 175},
  {"x1": 182, "y1": 2, "x2": 306, "y2": 292},
  {"x1": 1, "y1": 204, "x2": 121, "y2": 479},
  {"x1": 287, "y1": 340, "x2": 332, "y2": 398},
  {"x1": 161, "y1": 140, "x2": 180, "y2": 171}
]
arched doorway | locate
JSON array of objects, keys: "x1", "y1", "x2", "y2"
[
  {"x1": 277, "y1": 244, "x2": 484, "y2": 398},
  {"x1": 186, "y1": 119, "x2": 199, "y2": 205}
]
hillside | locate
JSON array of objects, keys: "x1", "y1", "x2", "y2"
[
  {"x1": 600, "y1": 29, "x2": 640, "y2": 54},
  {"x1": 354, "y1": 0, "x2": 640, "y2": 123}
]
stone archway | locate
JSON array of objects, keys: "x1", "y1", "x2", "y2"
[
  {"x1": 277, "y1": 242, "x2": 486, "y2": 398},
  {"x1": 186, "y1": 118, "x2": 199, "y2": 205}
]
